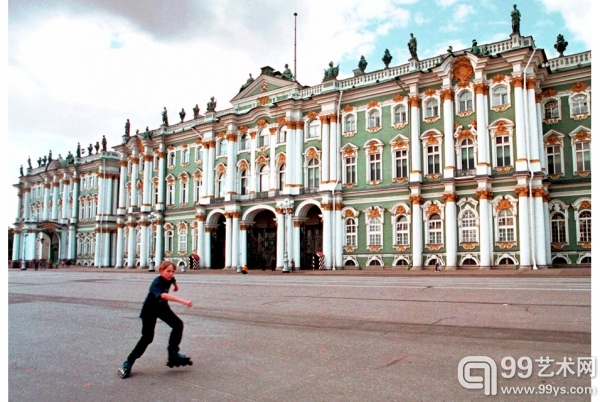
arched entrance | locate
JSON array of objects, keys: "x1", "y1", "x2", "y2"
[
  {"x1": 247, "y1": 210, "x2": 277, "y2": 270},
  {"x1": 210, "y1": 214, "x2": 226, "y2": 269},
  {"x1": 300, "y1": 205, "x2": 323, "y2": 270}
]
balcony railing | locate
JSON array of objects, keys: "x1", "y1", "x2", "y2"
[{"x1": 456, "y1": 169, "x2": 476, "y2": 178}]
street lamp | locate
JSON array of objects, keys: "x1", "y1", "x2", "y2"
[
  {"x1": 280, "y1": 198, "x2": 291, "y2": 273},
  {"x1": 148, "y1": 212, "x2": 158, "y2": 272}
]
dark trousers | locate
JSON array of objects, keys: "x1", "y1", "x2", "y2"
[{"x1": 127, "y1": 305, "x2": 183, "y2": 364}]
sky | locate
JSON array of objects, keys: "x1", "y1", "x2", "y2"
[{"x1": 5, "y1": 0, "x2": 594, "y2": 233}]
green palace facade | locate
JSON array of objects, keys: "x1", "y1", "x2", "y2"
[{"x1": 12, "y1": 28, "x2": 591, "y2": 271}]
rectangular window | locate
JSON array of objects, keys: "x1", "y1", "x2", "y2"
[
  {"x1": 367, "y1": 218, "x2": 382, "y2": 246},
  {"x1": 427, "y1": 145, "x2": 440, "y2": 174},
  {"x1": 179, "y1": 232, "x2": 187, "y2": 252},
  {"x1": 495, "y1": 136, "x2": 511, "y2": 167},
  {"x1": 546, "y1": 145, "x2": 562, "y2": 175},
  {"x1": 369, "y1": 153, "x2": 381, "y2": 181},
  {"x1": 575, "y1": 142, "x2": 590, "y2": 171},
  {"x1": 394, "y1": 150, "x2": 408, "y2": 178},
  {"x1": 345, "y1": 156, "x2": 356, "y2": 184}
]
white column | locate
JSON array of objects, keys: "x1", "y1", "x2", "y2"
[
  {"x1": 196, "y1": 210, "x2": 205, "y2": 268},
  {"x1": 16, "y1": 190, "x2": 23, "y2": 222},
  {"x1": 536, "y1": 99, "x2": 546, "y2": 172},
  {"x1": 43, "y1": 180, "x2": 50, "y2": 220},
  {"x1": 12, "y1": 231, "x2": 21, "y2": 261},
  {"x1": 516, "y1": 188, "x2": 531, "y2": 268},
  {"x1": 157, "y1": 149, "x2": 166, "y2": 209},
  {"x1": 51, "y1": 177, "x2": 60, "y2": 220},
  {"x1": 478, "y1": 190, "x2": 492, "y2": 269},
  {"x1": 26, "y1": 230, "x2": 37, "y2": 261},
  {"x1": 444, "y1": 194, "x2": 458, "y2": 269},
  {"x1": 334, "y1": 198, "x2": 343, "y2": 269},
  {"x1": 130, "y1": 155, "x2": 140, "y2": 208},
  {"x1": 513, "y1": 77, "x2": 528, "y2": 172},
  {"x1": 68, "y1": 225, "x2": 76, "y2": 260},
  {"x1": 61, "y1": 177, "x2": 70, "y2": 223},
  {"x1": 409, "y1": 97, "x2": 422, "y2": 182},
  {"x1": 207, "y1": 140, "x2": 216, "y2": 198},
  {"x1": 118, "y1": 159, "x2": 128, "y2": 214},
  {"x1": 269, "y1": 129, "x2": 277, "y2": 191},
  {"x1": 224, "y1": 213, "x2": 232, "y2": 269},
  {"x1": 249, "y1": 134, "x2": 257, "y2": 193},
  {"x1": 142, "y1": 148, "x2": 153, "y2": 209},
  {"x1": 533, "y1": 189, "x2": 547, "y2": 267},
  {"x1": 203, "y1": 227, "x2": 212, "y2": 268},
  {"x1": 276, "y1": 211, "x2": 284, "y2": 269},
  {"x1": 329, "y1": 115, "x2": 338, "y2": 183},
  {"x1": 240, "y1": 224, "x2": 248, "y2": 267},
  {"x1": 155, "y1": 215, "x2": 164, "y2": 264},
  {"x1": 411, "y1": 196, "x2": 423, "y2": 269},
  {"x1": 543, "y1": 193, "x2": 552, "y2": 265},
  {"x1": 139, "y1": 220, "x2": 149, "y2": 269},
  {"x1": 285, "y1": 122, "x2": 295, "y2": 188},
  {"x1": 293, "y1": 220, "x2": 301, "y2": 267},
  {"x1": 232, "y1": 212, "x2": 240, "y2": 268},
  {"x1": 101, "y1": 231, "x2": 111, "y2": 267},
  {"x1": 296, "y1": 123, "x2": 304, "y2": 186},
  {"x1": 286, "y1": 208, "x2": 293, "y2": 269},
  {"x1": 322, "y1": 201, "x2": 332, "y2": 269},
  {"x1": 127, "y1": 221, "x2": 137, "y2": 268},
  {"x1": 526, "y1": 79, "x2": 541, "y2": 172},
  {"x1": 442, "y1": 91, "x2": 455, "y2": 179},
  {"x1": 226, "y1": 132, "x2": 238, "y2": 195},
  {"x1": 115, "y1": 221, "x2": 125, "y2": 268},
  {"x1": 475, "y1": 85, "x2": 490, "y2": 175},
  {"x1": 23, "y1": 187, "x2": 32, "y2": 220},
  {"x1": 321, "y1": 116, "x2": 330, "y2": 184}
]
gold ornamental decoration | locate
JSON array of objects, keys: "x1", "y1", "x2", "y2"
[
  {"x1": 409, "y1": 195, "x2": 423, "y2": 205},
  {"x1": 307, "y1": 110, "x2": 318, "y2": 120},
  {"x1": 453, "y1": 56, "x2": 474, "y2": 86},
  {"x1": 581, "y1": 201, "x2": 591, "y2": 209},
  {"x1": 426, "y1": 203, "x2": 441, "y2": 216},
  {"x1": 424, "y1": 88, "x2": 436, "y2": 97},
  {"x1": 409, "y1": 96, "x2": 420, "y2": 107},
  {"x1": 258, "y1": 96, "x2": 270, "y2": 105},
  {"x1": 393, "y1": 93, "x2": 405, "y2": 103},
  {"x1": 492, "y1": 74, "x2": 505, "y2": 83},
  {"x1": 440, "y1": 89, "x2": 453, "y2": 101},
  {"x1": 394, "y1": 205, "x2": 406, "y2": 215},
  {"x1": 457, "y1": 130, "x2": 474, "y2": 143},
  {"x1": 343, "y1": 104, "x2": 354, "y2": 113},
  {"x1": 495, "y1": 199, "x2": 512, "y2": 212},
  {"x1": 277, "y1": 154, "x2": 286, "y2": 164},
  {"x1": 269, "y1": 127, "x2": 277, "y2": 135},
  {"x1": 239, "y1": 125, "x2": 248, "y2": 133},
  {"x1": 571, "y1": 82, "x2": 587, "y2": 93},
  {"x1": 442, "y1": 193, "x2": 457, "y2": 203},
  {"x1": 425, "y1": 132, "x2": 438, "y2": 145},
  {"x1": 239, "y1": 160, "x2": 249, "y2": 170},
  {"x1": 367, "y1": 207, "x2": 381, "y2": 219},
  {"x1": 496, "y1": 121, "x2": 508, "y2": 134},
  {"x1": 343, "y1": 148, "x2": 356, "y2": 157},
  {"x1": 511, "y1": 76, "x2": 523, "y2": 88},
  {"x1": 367, "y1": 141, "x2": 379, "y2": 153},
  {"x1": 216, "y1": 164, "x2": 226, "y2": 174},
  {"x1": 515, "y1": 187, "x2": 529, "y2": 197},
  {"x1": 307, "y1": 148, "x2": 318, "y2": 160},
  {"x1": 526, "y1": 78, "x2": 536, "y2": 90},
  {"x1": 257, "y1": 119, "x2": 268, "y2": 128},
  {"x1": 574, "y1": 131, "x2": 591, "y2": 142},
  {"x1": 277, "y1": 117, "x2": 288, "y2": 126},
  {"x1": 367, "y1": 100, "x2": 379, "y2": 109},
  {"x1": 542, "y1": 88, "x2": 557, "y2": 98},
  {"x1": 544, "y1": 134, "x2": 560, "y2": 145}
]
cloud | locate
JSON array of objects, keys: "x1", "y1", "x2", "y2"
[{"x1": 538, "y1": 0, "x2": 592, "y2": 50}]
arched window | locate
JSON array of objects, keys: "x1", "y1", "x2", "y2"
[
  {"x1": 193, "y1": 178, "x2": 201, "y2": 203},
  {"x1": 258, "y1": 129, "x2": 270, "y2": 147},
  {"x1": 182, "y1": 148, "x2": 190, "y2": 164},
  {"x1": 550, "y1": 212, "x2": 566, "y2": 243},
  {"x1": 153, "y1": 154, "x2": 159, "y2": 170},
  {"x1": 195, "y1": 145, "x2": 204, "y2": 162},
  {"x1": 578, "y1": 211, "x2": 591, "y2": 242},
  {"x1": 216, "y1": 173, "x2": 226, "y2": 197},
  {"x1": 498, "y1": 257, "x2": 515, "y2": 266},
  {"x1": 218, "y1": 139, "x2": 227, "y2": 156},
  {"x1": 259, "y1": 165, "x2": 269, "y2": 192},
  {"x1": 167, "y1": 151, "x2": 176, "y2": 167},
  {"x1": 571, "y1": 94, "x2": 588, "y2": 114},
  {"x1": 492, "y1": 86, "x2": 508, "y2": 106},
  {"x1": 394, "y1": 215, "x2": 409, "y2": 246},
  {"x1": 427, "y1": 213, "x2": 443, "y2": 244},
  {"x1": 553, "y1": 257, "x2": 568, "y2": 264},
  {"x1": 462, "y1": 258, "x2": 477, "y2": 266},
  {"x1": 192, "y1": 228, "x2": 198, "y2": 253},
  {"x1": 458, "y1": 91, "x2": 473, "y2": 112},
  {"x1": 425, "y1": 99, "x2": 439, "y2": 118},
  {"x1": 278, "y1": 164, "x2": 286, "y2": 190},
  {"x1": 459, "y1": 139, "x2": 476, "y2": 170},
  {"x1": 240, "y1": 169, "x2": 249, "y2": 195},
  {"x1": 368, "y1": 110, "x2": 380, "y2": 128},
  {"x1": 345, "y1": 218, "x2": 357, "y2": 247},
  {"x1": 344, "y1": 115, "x2": 356, "y2": 132},
  {"x1": 306, "y1": 159, "x2": 320, "y2": 189},
  {"x1": 367, "y1": 217, "x2": 382, "y2": 246},
  {"x1": 369, "y1": 259, "x2": 381, "y2": 266},
  {"x1": 307, "y1": 119, "x2": 319, "y2": 139},
  {"x1": 167, "y1": 183, "x2": 175, "y2": 205},
  {"x1": 165, "y1": 230, "x2": 174, "y2": 252},
  {"x1": 544, "y1": 100, "x2": 559, "y2": 119},
  {"x1": 498, "y1": 209, "x2": 515, "y2": 242},
  {"x1": 240, "y1": 134, "x2": 250, "y2": 151},
  {"x1": 180, "y1": 180, "x2": 188, "y2": 204},
  {"x1": 580, "y1": 256, "x2": 591, "y2": 264},
  {"x1": 178, "y1": 229, "x2": 187, "y2": 253},
  {"x1": 460, "y1": 210, "x2": 478, "y2": 243},
  {"x1": 393, "y1": 105, "x2": 407, "y2": 124},
  {"x1": 278, "y1": 126, "x2": 287, "y2": 144}
]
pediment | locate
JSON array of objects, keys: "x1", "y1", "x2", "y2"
[{"x1": 231, "y1": 71, "x2": 301, "y2": 104}]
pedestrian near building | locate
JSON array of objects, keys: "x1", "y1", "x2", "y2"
[
  {"x1": 435, "y1": 257, "x2": 442, "y2": 272},
  {"x1": 290, "y1": 258, "x2": 295, "y2": 273},
  {"x1": 118, "y1": 260, "x2": 194, "y2": 379}
]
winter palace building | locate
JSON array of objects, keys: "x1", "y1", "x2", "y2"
[{"x1": 11, "y1": 29, "x2": 592, "y2": 271}]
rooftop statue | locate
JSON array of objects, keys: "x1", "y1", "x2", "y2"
[
  {"x1": 358, "y1": 55, "x2": 368, "y2": 73},
  {"x1": 554, "y1": 34, "x2": 568, "y2": 57},
  {"x1": 207, "y1": 97, "x2": 217, "y2": 112},
  {"x1": 20, "y1": 165, "x2": 23, "y2": 176},
  {"x1": 125, "y1": 118, "x2": 130, "y2": 135},
  {"x1": 323, "y1": 61, "x2": 339, "y2": 80},
  {"x1": 37, "y1": 157, "x2": 42, "y2": 167},
  {"x1": 471, "y1": 39, "x2": 480, "y2": 55},
  {"x1": 102, "y1": 135, "x2": 107, "y2": 152},
  {"x1": 142, "y1": 126, "x2": 152, "y2": 140},
  {"x1": 76, "y1": 142, "x2": 81, "y2": 158},
  {"x1": 66, "y1": 151, "x2": 74, "y2": 165},
  {"x1": 382, "y1": 49, "x2": 393, "y2": 68},
  {"x1": 193, "y1": 104, "x2": 200, "y2": 118},
  {"x1": 511, "y1": 4, "x2": 521, "y2": 35},
  {"x1": 282, "y1": 64, "x2": 294, "y2": 80},
  {"x1": 42, "y1": 155, "x2": 47, "y2": 165},
  {"x1": 162, "y1": 107, "x2": 169, "y2": 126},
  {"x1": 480, "y1": 44, "x2": 489, "y2": 56},
  {"x1": 408, "y1": 33, "x2": 418, "y2": 59},
  {"x1": 95, "y1": 141, "x2": 100, "y2": 154},
  {"x1": 27, "y1": 156, "x2": 32, "y2": 169},
  {"x1": 240, "y1": 73, "x2": 254, "y2": 92},
  {"x1": 88, "y1": 144, "x2": 93, "y2": 155},
  {"x1": 179, "y1": 108, "x2": 186, "y2": 122}
]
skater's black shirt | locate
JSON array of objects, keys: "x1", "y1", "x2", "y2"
[{"x1": 139, "y1": 275, "x2": 176, "y2": 318}]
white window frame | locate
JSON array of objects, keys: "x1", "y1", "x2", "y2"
[
  {"x1": 179, "y1": 179, "x2": 188, "y2": 205},
  {"x1": 218, "y1": 139, "x2": 227, "y2": 156},
  {"x1": 239, "y1": 169, "x2": 249, "y2": 195},
  {"x1": 165, "y1": 230, "x2": 174, "y2": 252},
  {"x1": 366, "y1": 217, "x2": 383, "y2": 247},
  {"x1": 550, "y1": 211, "x2": 567, "y2": 244},
  {"x1": 367, "y1": 109, "x2": 381, "y2": 129},
  {"x1": 570, "y1": 93, "x2": 589, "y2": 116},
  {"x1": 167, "y1": 151, "x2": 175, "y2": 168},
  {"x1": 424, "y1": 99, "x2": 439, "y2": 118},
  {"x1": 195, "y1": 145, "x2": 203, "y2": 162},
  {"x1": 258, "y1": 165, "x2": 269, "y2": 192},
  {"x1": 344, "y1": 114, "x2": 356, "y2": 133},
  {"x1": 577, "y1": 210, "x2": 592, "y2": 243},
  {"x1": 345, "y1": 218, "x2": 357, "y2": 247},
  {"x1": 394, "y1": 215, "x2": 410, "y2": 246},
  {"x1": 459, "y1": 209, "x2": 479, "y2": 244},
  {"x1": 178, "y1": 229, "x2": 187, "y2": 253},
  {"x1": 543, "y1": 98, "x2": 560, "y2": 120},
  {"x1": 458, "y1": 138, "x2": 476, "y2": 171},
  {"x1": 278, "y1": 126, "x2": 287, "y2": 144},
  {"x1": 181, "y1": 148, "x2": 190, "y2": 165},
  {"x1": 457, "y1": 90, "x2": 473, "y2": 113},
  {"x1": 167, "y1": 183, "x2": 175, "y2": 205},
  {"x1": 368, "y1": 153, "x2": 382, "y2": 182},
  {"x1": 193, "y1": 177, "x2": 201, "y2": 203},
  {"x1": 427, "y1": 213, "x2": 443, "y2": 245},
  {"x1": 497, "y1": 209, "x2": 515, "y2": 242},
  {"x1": 307, "y1": 119, "x2": 320, "y2": 140},
  {"x1": 491, "y1": 85, "x2": 509, "y2": 107},
  {"x1": 343, "y1": 154, "x2": 357, "y2": 185},
  {"x1": 393, "y1": 104, "x2": 407, "y2": 125},
  {"x1": 306, "y1": 158, "x2": 320, "y2": 189}
]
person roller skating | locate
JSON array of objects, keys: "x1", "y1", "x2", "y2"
[{"x1": 117, "y1": 260, "x2": 193, "y2": 379}]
